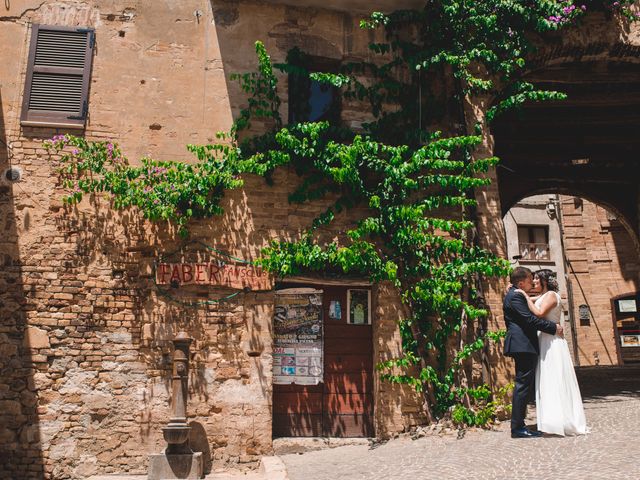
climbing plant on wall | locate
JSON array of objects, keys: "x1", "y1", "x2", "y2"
[{"x1": 48, "y1": 1, "x2": 639, "y2": 424}]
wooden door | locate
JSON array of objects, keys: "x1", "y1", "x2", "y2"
[
  {"x1": 322, "y1": 286, "x2": 374, "y2": 437},
  {"x1": 272, "y1": 285, "x2": 374, "y2": 437}
]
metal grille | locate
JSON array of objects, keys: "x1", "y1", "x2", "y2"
[
  {"x1": 29, "y1": 72, "x2": 83, "y2": 112},
  {"x1": 34, "y1": 30, "x2": 87, "y2": 68}
]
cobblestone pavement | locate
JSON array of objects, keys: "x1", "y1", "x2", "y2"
[{"x1": 281, "y1": 367, "x2": 640, "y2": 480}]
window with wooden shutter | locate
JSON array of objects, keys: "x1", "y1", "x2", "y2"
[{"x1": 20, "y1": 25, "x2": 95, "y2": 129}]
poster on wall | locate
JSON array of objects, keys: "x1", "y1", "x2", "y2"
[
  {"x1": 273, "y1": 288, "x2": 323, "y2": 385},
  {"x1": 620, "y1": 334, "x2": 640, "y2": 347}
]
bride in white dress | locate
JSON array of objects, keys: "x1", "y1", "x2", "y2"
[{"x1": 516, "y1": 269, "x2": 588, "y2": 436}]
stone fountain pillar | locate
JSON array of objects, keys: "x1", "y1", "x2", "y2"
[{"x1": 148, "y1": 332, "x2": 203, "y2": 479}]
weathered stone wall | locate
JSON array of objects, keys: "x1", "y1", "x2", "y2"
[
  {"x1": 0, "y1": 1, "x2": 423, "y2": 478},
  {"x1": 561, "y1": 197, "x2": 640, "y2": 366}
]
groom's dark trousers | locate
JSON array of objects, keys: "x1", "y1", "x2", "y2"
[
  {"x1": 503, "y1": 287, "x2": 558, "y2": 432},
  {"x1": 510, "y1": 353, "x2": 538, "y2": 431}
]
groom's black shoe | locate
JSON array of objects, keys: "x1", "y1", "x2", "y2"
[{"x1": 511, "y1": 428, "x2": 543, "y2": 438}]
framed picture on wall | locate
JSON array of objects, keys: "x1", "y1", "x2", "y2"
[
  {"x1": 617, "y1": 299, "x2": 637, "y2": 314},
  {"x1": 620, "y1": 334, "x2": 640, "y2": 347},
  {"x1": 347, "y1": 289, "x2": 371, "y2": 325}
]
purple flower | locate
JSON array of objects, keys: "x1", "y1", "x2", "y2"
[
  {"x1": 72, "y1": 149, "x2": 79, "y2": 155},
  {"x1": 150, "y1": 166, "x2": 168, "y2": 175},
  {"x1": 51, "y1": 134, "x2": 69, "y2": 145}
]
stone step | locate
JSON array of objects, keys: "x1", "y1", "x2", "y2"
[{"x1": 87, "y1": 456, "x2": 288, "y2": 480}]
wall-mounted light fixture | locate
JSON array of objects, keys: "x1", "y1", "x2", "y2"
[
  {"x1": 571, "y1": 157, "x2": 590, "y2": 165},
  {"x1": 545, "y1": 197, "x2": 557, "y2": 219},
  {"x1": 3, "y1": 167, "x2": 21, "y2": 182}
]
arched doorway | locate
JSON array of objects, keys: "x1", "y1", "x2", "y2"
[
  {"x1": 492, "y1": 56, "x2": 640, "y2": 257},
  {"x1": 503, "y1": 193, "x2": 640, "y2": 367},
  {"x1": 491, "y1": 47, "x2": 640, "y2": 367}
]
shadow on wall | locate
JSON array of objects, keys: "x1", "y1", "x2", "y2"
[
  {"x1": 188, "y1": 421, "x2": 212, "y2": 474},
  {"x1": 46, "y1": 175, "x2": 277, "y2": 472},
  {"x1": 608, "y1": 217, "x2": 640, "y2": 286},
  {"x1": 573, "y1": 202, "x2": 640, "y2": 366},
  {"x1": 373, "y1": 283, "x2": 429, "y2": 436},
  {"x1": 0, "y1": 89, "x2": 45, "y2": 478},
  {"x1": 210, "y1": 0, "x2": 345, "y2": 102}
]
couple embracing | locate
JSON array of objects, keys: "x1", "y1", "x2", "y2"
[{"x1": 504, "y1": 267, "x2": 588, "y2": 438}]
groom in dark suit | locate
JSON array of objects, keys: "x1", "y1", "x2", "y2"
[{"x1": 504, "y1": 266, "x2": 563, "y2": 438}]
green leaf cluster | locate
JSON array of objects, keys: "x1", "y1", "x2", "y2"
[{"x1": 451, "y1": 382, "x2": 514, "y2": 427}]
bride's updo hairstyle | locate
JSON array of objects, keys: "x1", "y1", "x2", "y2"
[{"x1": 535, "y1": 269, "x2": 559, "y2": 292}]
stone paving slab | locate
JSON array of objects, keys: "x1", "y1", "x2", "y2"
[
  {"x1": 282, "y1": 367, "x2": 640, "y2": 480},
  {"x1": 273, "y1": 438, "x2": 370, "y2": 455}
]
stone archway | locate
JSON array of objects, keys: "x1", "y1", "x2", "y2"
[
  {"x1": 501, "y1": 187, "x2": 640, "y2": 256},
  {"x1": 487, "y1": 29, "x2": 640, "y2": 368},
  {"x1": 502, "y1": 192, "x2": 640, "y2": 367},
  {"x1": 491, "y1": 36, "x2": 640, "y2": 256}
]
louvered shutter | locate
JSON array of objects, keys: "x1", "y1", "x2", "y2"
[{"x1": 21, "y1": 25, "x2": 95, "y2": 128}]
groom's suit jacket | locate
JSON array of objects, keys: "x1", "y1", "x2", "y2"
[{"x1": 503, "y1": 287, "x2": 558, "y2": 356}]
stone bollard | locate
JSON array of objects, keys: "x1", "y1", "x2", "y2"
[{"x1": 148, "y1": 332, "x2": 203, "y2": 479}]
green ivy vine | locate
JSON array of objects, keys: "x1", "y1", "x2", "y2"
[{"x1": 48, "y1": 1, "x2": 638, "y2": 425}]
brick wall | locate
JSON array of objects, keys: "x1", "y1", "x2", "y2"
[{"x1": 561, "y1": 197, "x2": 640, "y2": 366}]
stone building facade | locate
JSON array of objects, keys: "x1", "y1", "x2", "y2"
[
  {"x1": 1, "y1": 1, "x2": 640, "y2": 479},
  {"x1": 0, "y1": 1, "x2": 431, "y2": 478}
]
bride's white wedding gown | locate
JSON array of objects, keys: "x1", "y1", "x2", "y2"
[{"x1": 535, "y1": 291, "x2": 588, "y2": 436}]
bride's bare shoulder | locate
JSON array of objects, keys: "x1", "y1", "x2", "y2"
[{"x1": 547, "y1": 291, "x2": 561, "y2": 306}]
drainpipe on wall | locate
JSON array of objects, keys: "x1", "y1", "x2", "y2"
[{"x1": 553, "y1": 194, "x2": 580, "y2": 366}]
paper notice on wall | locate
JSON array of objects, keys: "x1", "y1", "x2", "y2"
[
  {"x1": 621, "y1": 334, "x2": 640, "y2": 347},
  {"x1": 273, "y1": 289, "x2": 323, "y2": 385}
]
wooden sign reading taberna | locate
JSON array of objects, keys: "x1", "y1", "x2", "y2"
[{"x1": 154, "y1": 242, "x2": 273, "y2": 291}]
